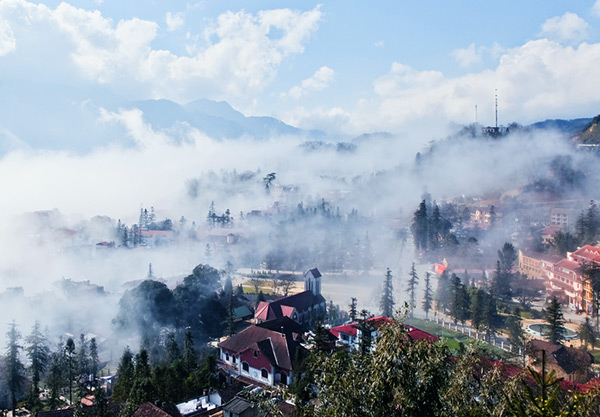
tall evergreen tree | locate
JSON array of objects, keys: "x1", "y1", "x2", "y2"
[
  {"x1": 407, "y1": 262, "x2": 419, "y2": 315},
  {"x1": 586, "y1": 200, "x2": 599, "y2": 242},
  {"x1": 545, "y1": 296, "x2": 566, "y2": 345},
  {"x1": 65, "y1": 337, "x2": 75, "y2": 404},
  {"x1": 578, "y1": 317, "x2": 597, "y2": 350},
  {"x1": 5, "y1": 321, "x2": 24, "y2": 416},
  {"x1": 435, "y1": 270, "x2": 451, "y2": 313},
  {"x1": 182, "y1": 330, "x2": 197, "y2": 374},
  {"x1": 449, "y1": 274, "x2": 469, "y2": 324},
  {"x1": 411, "y1": 200, "x2": 429, "y2": 252},
  {"x1": 112, "y1": 347, "x2": 134, "y2": 402},
  {"x1": 422, "y1": 272, "x2": 433, "y2": 318},
  {"x1": 469, "y1": 288, "x2": 485, "y2": 331},
  {"x1": 25, "y1": 321, "x2": 49, "y2": 411},
  {"x1": 77, "y1": 333, "x2": 88, "y2": 397},
  {"x1": 129, "y1": 349, "x2": 154, "y2": 407},
  {"x1": 89, "y1": 338, "x2": 99, "y2": 386},
  {"x1": 165, "y1": 331, "x2": 180, "y2": 363},
  {"x1": 380, "y1": 268, "x2": 395, "y2": 317},
  {"x1": 224, "y1": 294, "x2": 236, "y2": 337},
  {"x1": 46, "y1": 350, "x2": 65, "y2": 410},
  {"x1": 506, "y1": 308, "x2": 525, "y2": 353},
  {"x1": 481, "y1": 291, "x2": 498, "y2": 342},
  {"x1": 348, "y1": 297, "x2": 358, "y2": 322}
]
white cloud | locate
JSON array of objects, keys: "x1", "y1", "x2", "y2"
[
  {"x1": 285, "y1": 66, "x2": 334, "y2": 99},
  {"x1": 452, "y1": 43, "x2": 482, "y2": 67},
  {"x1": 0, "y1": 1, "x2": 323, "y2": 102},
  {"x1": 592, "y1": 1, "x2": 600, "y2": 17},
  {"x1": 165, "y1": 11, "x2": 184, "y2": 31},
  {"x1": 289, "y1": 38, "x2": 600, "y2": 136},
  {"x1": 0, "y1": 19, "x2": 16, "y2": 56},
  {"x1": 538, "y1": 12, "x2": 589, "y2": 43},
  {"x1": 374, "y1": 40, "x2": 384, "y2": 48}
]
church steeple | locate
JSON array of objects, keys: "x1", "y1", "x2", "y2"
[{"x1": 304, "y1": 267, "x2": 322, "y2": 296}]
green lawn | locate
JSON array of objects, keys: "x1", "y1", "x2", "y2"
[
  {"x1": 242, "y1": 285, "x2": 274, "y2": 295},
  {"x1": 406, "y1": 317, "x2": 511, "y2": 359}
]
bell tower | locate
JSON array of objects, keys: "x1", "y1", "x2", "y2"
[{"x1": 304, "y1": 267, "x2": 322, "y2": 296}]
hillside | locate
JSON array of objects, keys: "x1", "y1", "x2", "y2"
[{"x1": 577, "y1": 114, "x2": 600, "y2": 144}]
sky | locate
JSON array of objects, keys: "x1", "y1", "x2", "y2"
[{"x1": 2, "y1": 0, "x2": 600, "y2": 143}]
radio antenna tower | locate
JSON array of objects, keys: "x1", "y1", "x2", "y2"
[
  {"x1": 495, "y1": 89, "x2": 498, "y2": 128},
  {"x1": 475, "y1": 105, "x2": 478, "y2": 124}
]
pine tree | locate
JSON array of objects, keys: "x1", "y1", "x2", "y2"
[
  {"x1": 450, "y1": 274, "x2": 469, "y2": 324},
  {"x1": 46, "y1": 350, "x2": 65, "y2": 410},
  {"x1": 25, "y1": 321, "x2": 49, "y2": 411},
  {"x1": 586, "y1": 200, "x2": 599, "y2": 242},
  {"x1": 435, "y1": 270, "x2": 451, "y2": 313},
  {"x1": 225, "y1": 294, "x2": 236, "y2": 337},
  {"x1": 349, "y1": 297, "x2": 357, "y2": 322},
  {"x1": 65, "y1": 337, "x2": 75, "y2": 404},
  {"x1": 165, "y1": 331, "x2": 180, "y2": 363},
  {"x1": 5, "y1": 321, "x2": 24, "y2": 416},
  {"x1": 469, "y1": 288, "x2": 485, "y2": 331},
  {"x1": 407, "y1": 262, "x2": 419, "y2": 315},
  {"x1": 506, "y1": 308, "x2": 525, "y2": 353},
  {"x1": 182, "y1": 330, "x2": 197, "y2": 374},
  {"x1": 380, "y1": 268, "x2": 395, "y2": 317},
  {"x1": 578, "y1": 317, "x2": 597, "y2": 350},
  {"x1": 422, "y1": 272, "x2": 433, "y2": 318},
  {"x1": 129, "y1": 349, "x2": 154, "y2": 406},
  {"x1": 89, "y1": 338, "x2": 99, "y2": 386},
  {"x1": 77, "y1": 334, "x2": 88, "y2": 397},
  {"x1": 112, "y1": 347, "x2": 134, "y2": 402},
  {"x1": 545, "y1": 296, "x2": 565, "y2": 345},
  {"x1": 411, "y1": 200, "x2": 429, "y2": 252},
  {"x1": 481, "y1": 291, "x2": 498, "y2": 342}
]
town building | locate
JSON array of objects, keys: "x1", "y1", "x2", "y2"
[
  {"x1": 526, "y1": 340, "x2": 594, "y2": 384},
  {"x1": 217, "y1": 317, "x2": 306, "y2": 387},
  {"x1": 254, "y1": 268, "x2": 326, "y2": 325},
  {"x1": 329, "y1": 317, "x2": 438, "y2": 350}
]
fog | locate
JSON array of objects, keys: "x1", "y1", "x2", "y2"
[{"x1": 0, "y1": 108, "x2": 598, "y2": 354}]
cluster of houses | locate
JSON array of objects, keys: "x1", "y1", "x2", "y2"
[
  {"x1": 519, "y1": 244, "x2": 600, "y2": 313},
  {"x1": 216, "y1": 268, "x2": 437, "y2": 390}
]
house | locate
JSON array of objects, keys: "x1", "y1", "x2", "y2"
[
  {"x1": 218, "y1": 317, "x2": 306, "y2": 387},
  {"x1": 222, "y1": 395, "x2": 295, "y2": 417},
  {"x1": 518, "y1": 250, "x2": 562, "y2": 280},
  {"x1": 330, "y1": 317, "x2": 438, "y2": 350},
  {"x1": 223, "y1": 397, "x2": 261, "y2": 417},
  {"x1": 567, "y1": 245, "x2": 600, "y2": 312},
  {"x1": 526, "y1": 340, "x2": 594, "y2": 384},
  {"x1": 134, "y1": 402, "x2": 182, "y2": 417},
  {"x1": 254, "y1": 268, "x2": 326, "y2": 326},
  {"x1": 176, "y1": 390, "x2": 222, "y2": 416}
]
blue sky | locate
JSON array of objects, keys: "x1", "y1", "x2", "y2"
[{"x1": 2, "y1": 0, "x2": 600, "y2": 141}]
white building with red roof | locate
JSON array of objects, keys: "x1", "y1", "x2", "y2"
[
  {"x1": 218, "y1": 317, "x2": 306, "y2": 387},
  {"x1": 329, "y1": 316, "x2": 438, "y2": 350}
]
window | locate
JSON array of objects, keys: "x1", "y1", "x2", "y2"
[
  {"x1": 261, "y1": 369, "x2": 268, "y2": 379},
  {"x1": 254, "y1": 350, "x2": 258, "y2": 358},
  {"x1": 226, "y1": 353, "x2": 229, "y2": 361},
  {"x1": 232, "y1": 356, "x2": 236, "y2": 363},
  {"x1": 242, "y1": 362, "x2": 249, "y2": 372}
]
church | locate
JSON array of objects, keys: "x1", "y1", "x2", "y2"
[{"x1": 254, "y1": 267, "x2": 327, "y2": 326}]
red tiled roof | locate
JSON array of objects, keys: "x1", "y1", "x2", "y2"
[
  {"x1": 133, "y1": 402, "x2": 177, "y2": 417},
  {"x1": 571, "y1": 245, "x2": 600, "y2": 263},
  {"x1": 405, "y1": 327, "x2": 439, "y2": 343},
  {"x1": 254, "y1": 290, "x2": 325, "y2": 321},
  {"x1": 555, "y1": 259, "x2": 581, "y2": 271},
  {"x1": 330, "y1": 323, "x2": 357, "y2": 338},
  {"x1": 218, "y1": 325, "x2": 302, "y2": 370}
]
